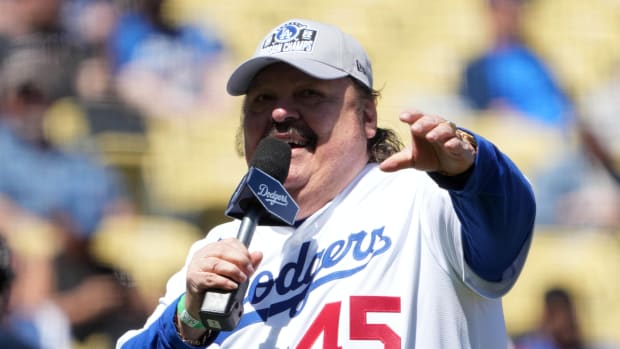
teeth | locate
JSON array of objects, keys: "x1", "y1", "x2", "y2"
[
  {"x1": 289, "y1": 139, "x2": 306, "y2": 146},
  {"x1": 270, "y1": 128, "x2": 309, "y2": 147}
]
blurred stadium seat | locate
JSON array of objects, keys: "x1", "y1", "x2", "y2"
[
  {"x1": 44, "y1": 97, "x2": 150, "y2": 210},
  {"x1": 503, "y1": 228, "x2": 620, "y2": 346},
  {"x1": 90, "y1": 214, "x2": 204, "y2": 309}
]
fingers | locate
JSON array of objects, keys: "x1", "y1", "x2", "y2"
[
  {"x1": 401, "y1": 111, "x2": 455, "y2": 141},
  {"x1": 380, "y1": 110, "x2": 475, "y2": 174},
  {"x1": 187, "y1": 238, "x2": 261, "y2": 294}
]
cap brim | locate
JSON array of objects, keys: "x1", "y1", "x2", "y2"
[{"x1": 226, "y1": 56, "x2": 348, "y2": 96}]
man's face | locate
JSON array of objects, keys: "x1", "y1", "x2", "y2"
[{"x1": 242, "y1": 63, "x2": 376, "y2": 215}]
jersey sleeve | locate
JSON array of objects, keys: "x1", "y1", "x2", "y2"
[
  {"x1": 425, "y1": 133, "x2": 536, "y2": 298},
  {"x1": 115, "y1": 270, "x2": 188, "y2": 349}
]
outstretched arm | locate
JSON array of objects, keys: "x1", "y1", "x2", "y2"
[{"x1": 381, "y1": 110, "x2": 535, "y2": 283}]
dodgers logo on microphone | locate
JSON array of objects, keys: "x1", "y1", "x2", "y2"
[
  {"x1": 246, "y1": 167, "x2": 297, "y2": 224},
  {"x1": 225, "y1": 166, "x2": 298, "y2": 226},
  {"x1": 257, "y1": 183, "x2": 289, "y2": 206}
]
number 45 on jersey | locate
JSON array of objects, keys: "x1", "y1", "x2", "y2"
[{"x1": 297, "y1": 296, "x2": 401, "y2": 349}]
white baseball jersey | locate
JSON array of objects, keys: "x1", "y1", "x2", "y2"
[{"x1": 117, "y1": 162, "x2": 532, "y2": 349}]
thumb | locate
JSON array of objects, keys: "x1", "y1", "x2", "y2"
[
  {"x1": 379, "y1": 147, "x2": 414, "y2": 172},
  {"x1": 250, "y1": 251, "x2": 263, "y2": 272}
]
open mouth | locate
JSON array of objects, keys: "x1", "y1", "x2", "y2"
[{"x1": 270, "y1": 123, "x2": 317, "y2": 150}]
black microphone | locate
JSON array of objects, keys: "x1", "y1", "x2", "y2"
[
  {"x1": 199, "y1": 137, "x2": 298, "y2": 332},
  {"x1": 233, "y1": 136, "x2": 292, "y2": 245}
]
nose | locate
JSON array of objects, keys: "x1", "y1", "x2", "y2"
[{"x1": 272, "y1": 100, "x2": 300, "y2": 123}]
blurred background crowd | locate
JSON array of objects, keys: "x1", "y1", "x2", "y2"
[{"x1": 0, "y1": 0, "x2": 618, "y2": 348}]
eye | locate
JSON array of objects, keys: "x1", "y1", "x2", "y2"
[
  {"x1": 254, "y1": 94, "x2": 272, "y2": 103},
  {"x1": 297, "y1": 88, "x2": 325, "y2": 104},
  {"x1": 299, "y1": 89, "x2": 321, "y2": 97},
  {"x1": 247, "y1": 93, "x2": 274, "y2": 113}
]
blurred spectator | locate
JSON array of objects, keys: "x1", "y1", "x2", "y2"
[
  {"x1": 0, "y1": 39, "x2": 146, "y2": 348},
  {"x1": 67, "y1": 0, "x2": 149, "y2": 211},
  {"x1": 61, "y1": 0, "x2": 119, "y2": 53},
  {"x1": 570, "y1": 65, "x2": 620, "y2": 226},
  {"x1": 60, "y1": 0, "x2": 123, "y2": 103},
  {"x1": 0, "y1": 0, "x2": 85, "y2": 101},
  {"x1": 457, "y1": 0, "x2": 619, "y2": 228},
  {"x1": 0, "y1": 40, "x2": 128, "y2": 239},
  {"x1": 533, "y1": 66, "x2": 620, "y2": 229},
  {"x1": 108, "y1": 0, "x2": 232, "y2": 118},
  {"x1": 532, "y1": 134, "x2": 620, "y2": 228},
  {"x1": 459, "y1": 0, "x2": 573, "y2": 129},
  {"x1": 0, "y1": 236, "x2": 35, "y2": 349},
  {"x1": 513, "y1": 287, "x2": 586, "y2": 349},
  {"x1": 0, "y1": 0, "x2": 18, "y2": 58}
]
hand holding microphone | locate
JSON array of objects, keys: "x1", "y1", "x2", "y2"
[{"x1": 185, "y1": 137, "x2": 298, "y2": 334}]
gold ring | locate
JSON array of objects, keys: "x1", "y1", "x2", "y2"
[{"x1": 443, "y1": 120, "x2": 457, "y2": 133}]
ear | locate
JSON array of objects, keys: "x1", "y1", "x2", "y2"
[{"x1": 362, "y1": 99, "x2": 378, "y2": 139}]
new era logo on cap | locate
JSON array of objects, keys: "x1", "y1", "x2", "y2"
[{"x1": 226, "y1": 18, "x2": 373, "y2": 96}]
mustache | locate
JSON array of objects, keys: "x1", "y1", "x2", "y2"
[{"x1": 267, "y1": 120, "x2": 318, "y2": 148}]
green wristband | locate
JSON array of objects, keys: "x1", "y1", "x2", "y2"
[{"x1": 177, "y1": 294, "x2": 206, "y2": 329}]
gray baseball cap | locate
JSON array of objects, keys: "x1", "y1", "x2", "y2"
[{"x1": 226, "y1": 18, "x2": 373, "y2": 96}]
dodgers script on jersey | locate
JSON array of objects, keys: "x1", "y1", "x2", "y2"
[{"x1": 117, "y1": 155, "x2": 532, "y2": 348}]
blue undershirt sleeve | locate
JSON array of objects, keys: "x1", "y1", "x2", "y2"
[
  {"x1": 429, "y1": 132, "x2": 536, "y2": 282},
  {"x1": 119, "y1": 295, "x2": 199, "y2": 349}
]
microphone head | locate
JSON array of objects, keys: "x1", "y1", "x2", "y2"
[{"x1": 250, "y1": 137, "x2": 291, "y2": 183}]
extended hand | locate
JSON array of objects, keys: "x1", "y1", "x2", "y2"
[{"x1": 380, "y1": 110, "x2": 476, "y2": 175}]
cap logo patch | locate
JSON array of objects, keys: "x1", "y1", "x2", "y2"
[
  {"x1": 356, "y1": 59, "x2": 369, "y2": 77},
  {"x1": 260, "y1": 21, "x2": 317, "y2": 55}
]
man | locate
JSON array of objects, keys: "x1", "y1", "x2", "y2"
[
  {"x1": 514, "y1": 287, "x2": 586, "y2": 349},
  {"x1": 459, "y1": 0, "x2": 573, "y2": 128},
  {"x1": 109, "y1": 0, "x2": 231, "y2": 117},
  {"x1": 117, "y1": 18, "x2": 535, "y2": 348}
]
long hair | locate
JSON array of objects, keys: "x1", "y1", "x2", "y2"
[
  {"x1": 367, "y1": 127, "x2": 403, "y2": 163},
  {"x1": 351, "y1": 79, "x2": 403, "y2": 163}
]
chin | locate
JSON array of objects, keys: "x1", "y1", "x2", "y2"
[{"x1": 282, "y1": 170, "x2": 305, "y2": 195}]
